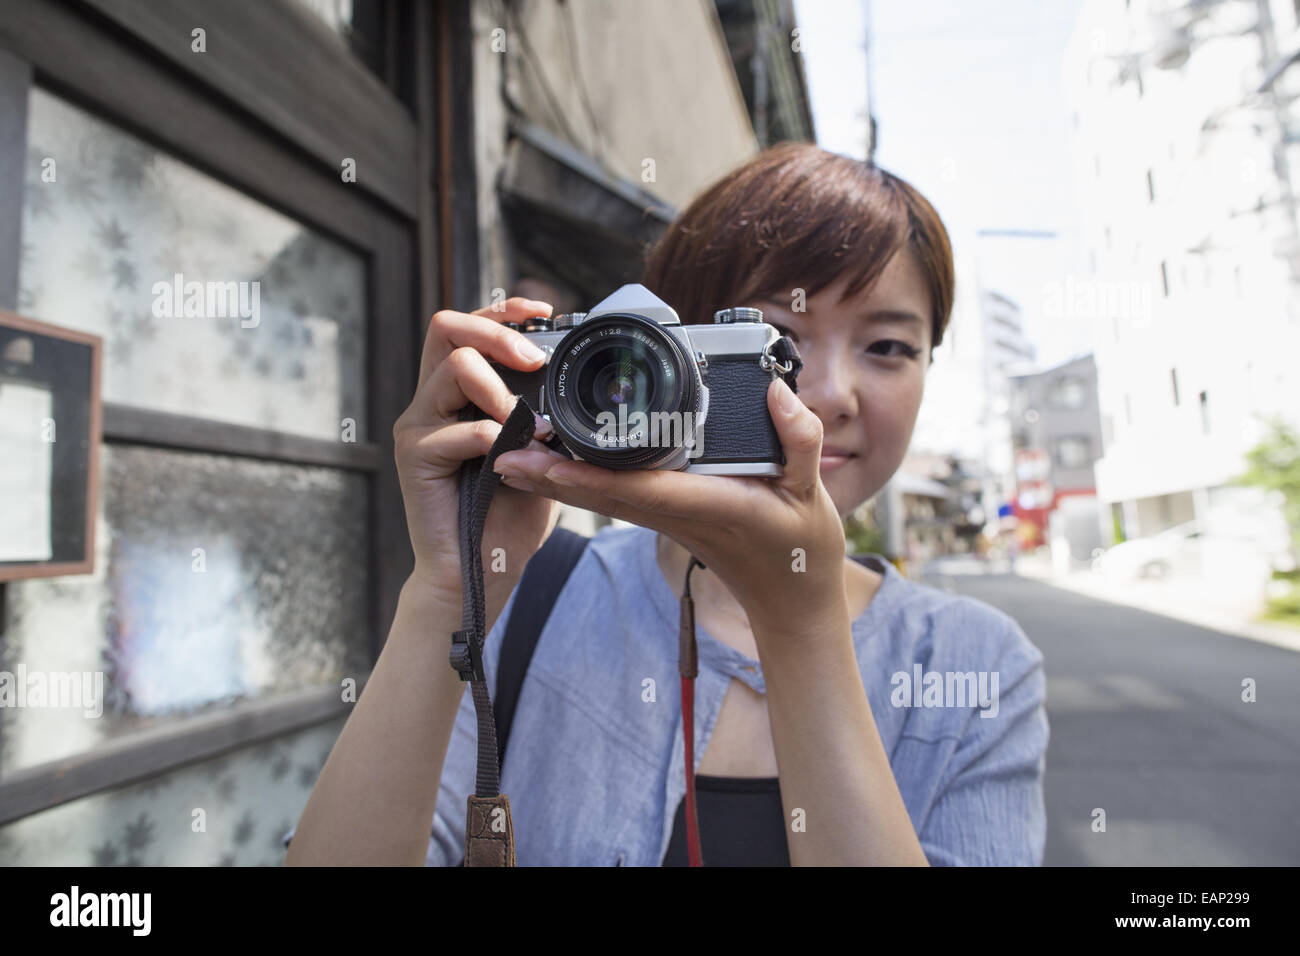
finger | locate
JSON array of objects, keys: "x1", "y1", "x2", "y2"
[
  {"x1": 499, "y1": 466, "x2": 690, "y2": 538},
  {"x1": 469, "y1": 296, "x2": 553, "y2": 320},
  {"x1": 413, "y1": 345, "x2": 536, "y2": 429},
  {"x1": 416, "y1": 298, "x2": 553, "y2": 388},
  {"x1": 401, "y1": 420, "x2": 563, "y2": 477},
  {"x1": 767, "y1": 378, "x2": 823, "y2": 495},
  {"x1": 492, "y1": 448, "x2": 753, "y2": 525}
]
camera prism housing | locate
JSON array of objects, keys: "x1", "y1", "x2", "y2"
[{"x1": 491, "y1": 283, "x2": 792, "y2": 475}]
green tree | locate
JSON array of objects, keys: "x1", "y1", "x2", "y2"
[
  {"x1": 844, "y1": 509, "x2": 886, "y2": 557},
  {"x1": 1233, "y1": 416, "x2": 1300, "y2": 559}
]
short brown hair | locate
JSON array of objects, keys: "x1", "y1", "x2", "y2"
[{"x1": 642, "y1": 142, "x2": 955, "y2": 351}]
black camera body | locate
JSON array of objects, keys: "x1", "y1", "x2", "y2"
[{"x1": 491, "y1": 284, "x2": 795, "y2": 474}]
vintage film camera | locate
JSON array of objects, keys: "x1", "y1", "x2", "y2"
[{"x1": 491, "y1": 284, "x2": 800, "y2": 474}]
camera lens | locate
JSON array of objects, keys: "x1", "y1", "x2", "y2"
[
  {"x1": 544, "y1": 312, "x2": 703, "y2": 469},
  {"x1": 578, "y1": 345, "x2": 656, "y2": 418}
]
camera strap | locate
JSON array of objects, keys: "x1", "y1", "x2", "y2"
[
  {"x1": 449, "y1": 395, "x2": 540, "y2": 867},
  {"x1": 678, "y1": 555, "x2": 707, "y2": 866}
]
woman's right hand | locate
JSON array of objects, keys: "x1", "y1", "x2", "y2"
[{"x1": 392, "y1": 297, "x2": 570, "y2": 606}]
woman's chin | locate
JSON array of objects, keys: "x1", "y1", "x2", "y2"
[{"x1": 824, "y1": 465, "x2": 885, "y2": 521}]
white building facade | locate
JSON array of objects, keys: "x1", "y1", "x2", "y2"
[{"x1": 1062, "y1": 0, "x2": 1300, "y2": 572}]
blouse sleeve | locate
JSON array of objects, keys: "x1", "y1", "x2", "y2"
[{"x1": 914, "y1": 615, "x2": 1049, "y2": 866}]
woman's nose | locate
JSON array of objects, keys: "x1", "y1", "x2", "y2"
[{"x1": 794, "y1": 350, "x2": 857, "y2": 425}]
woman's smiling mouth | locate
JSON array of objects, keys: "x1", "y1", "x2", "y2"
[{"x1": 819, "y1": 446, "x2": 857, "y2": 473}]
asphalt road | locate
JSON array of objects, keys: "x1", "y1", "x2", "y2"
[{"x1": 921, "y1": 558, "x2": 1300, "y2": 866}]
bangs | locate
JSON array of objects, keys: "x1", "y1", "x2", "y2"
[
  {"x1": 643, "y1": 142, "x2": 953, "y2": 349},
  {"x1": 732, "y1": 159, "x2": 910, "y2": 310}
]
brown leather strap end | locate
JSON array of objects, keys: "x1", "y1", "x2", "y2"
[{"x1": 464, "y1": 793, "x2": 516, "y2": 867}]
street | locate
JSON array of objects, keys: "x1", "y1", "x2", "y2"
[{"x1": 921, "y1": 558, "x2": 1300, "y2": 866}]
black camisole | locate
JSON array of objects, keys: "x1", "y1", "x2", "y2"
[{"x1": 660, "y1": 775, "x2": 790, "y2": 866}]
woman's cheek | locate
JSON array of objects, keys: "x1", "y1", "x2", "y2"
[{"x1": 867, "y1": 389, "x2": 918, "y2": 460}]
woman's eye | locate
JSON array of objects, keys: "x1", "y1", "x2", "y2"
[
  {"x1": 770, "y1": 322, "x2": 797, "y2": 341},
  {"x1": 867, "y1": 339, "x2": 920, "y2": 359}
]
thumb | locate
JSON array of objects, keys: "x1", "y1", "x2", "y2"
[{"x1": 768, "y1": 378, "x2": 823, "y2": 494}]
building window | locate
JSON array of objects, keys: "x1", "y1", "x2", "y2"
[
  {"x1": 18, "y1": 89, "x2": 369, "y2": 439},
  {"x1": 1161, "y1": 261, "x2": 1170, "y2": 297},
  {"x1": 1054, "y1": 435, "x2": 1092, "y2": 470},
  {"x1": 1049, "y1": 376, "x2": 1088, "y2": 411},
  {"x1": 1125, "y1": 393, "x2": 1133, "y2": 425},
  {"x1": 1147, "y1": 168, "x2": 1156, "y2": 202},
  {"x1": 8, "y1": 87, "x2": 376, "y2": 763},
  {"x1": 1171, "y1": 368, "x2": 1180, "y2": 406},
  {"x1": 1199, "y1": 390, "x2": 1210, "y2": 433}
]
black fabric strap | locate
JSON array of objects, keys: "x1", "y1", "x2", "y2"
[
  {"x1": 452, "y1": 396, "x2": 538, "y2": 798},
  {"x1": 450, "y1": 527, "x2": 590, "y2": 868}
]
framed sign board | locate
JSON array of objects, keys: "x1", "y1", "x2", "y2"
[{"x1": 0, "y1": 311, "x2": 102, "y2": 581}]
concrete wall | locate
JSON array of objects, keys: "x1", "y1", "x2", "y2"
[{"x1": 469, "y1": 0, "x2": 759, "y2": 304}]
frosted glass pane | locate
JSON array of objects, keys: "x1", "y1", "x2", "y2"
[
  {"x1": 0, "y1": 717, "x2": 345, "y2": 866},
  {"x1": 1, "y1": 445, "x2": 370, "y2": 775},
  {"x1": 18, "y1": 88, "x2": 367, "y2": 441}
]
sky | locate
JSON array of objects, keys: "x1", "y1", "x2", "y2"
[{"x1": 794, "y1": 0, "x2": 1090, "y2": 368}]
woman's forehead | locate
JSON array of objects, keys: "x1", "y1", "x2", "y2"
[
  {"x1": 757, "y1": 257, "x2": 931, "y2": 325},
  {"x1": 762, "y1": 249, "x2": 923, "y2": 298}
]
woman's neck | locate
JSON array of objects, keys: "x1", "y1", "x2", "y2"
[
  {"x1": 655, "y1": 531, "x2": 751, "y2": 630},
  {"x1": 654, "y1": 531, "x2": 884, "y2": 631}
]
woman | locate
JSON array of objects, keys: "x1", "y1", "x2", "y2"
[{"x1": 285, "y1": 143, "x2": 1048, "y2": 867}]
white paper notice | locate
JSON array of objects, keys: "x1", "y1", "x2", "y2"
[{"x1": 0, "y1": 381, "x2": 55, "y2": 562}]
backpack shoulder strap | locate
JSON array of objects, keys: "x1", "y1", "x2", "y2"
[{"x1": 492, "y1": 526, "x2": 591, "y2": 769}]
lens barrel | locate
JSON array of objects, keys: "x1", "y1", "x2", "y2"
[{"x1": 543, "y1": 312, "x2": 703, "y2": 469}]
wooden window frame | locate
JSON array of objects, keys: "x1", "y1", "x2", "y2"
[{"x1": 0, "y1": 0, "x2": 465, "y2": 825}]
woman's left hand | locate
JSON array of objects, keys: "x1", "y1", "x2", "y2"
[{"x1": 490, "y1": 377, "x2": 848, "y2": 631}]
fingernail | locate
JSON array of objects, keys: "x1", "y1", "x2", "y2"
[
  {"x1": 494, "y1": 460, "x2": 523, "y2": 479},
  {"x1": 545, "y1": 466, "x2": 577, "y2": 486},
  {"x1": 516, "y1": 337, "x2": 546, "y2": 363},
  {"x1": 533, "y1": 413, "x2": 553, "y2": 438},
  {"x1": 776, "y1": 378, "x2": 797, "y2": 416},
  {"x1": 502, "y1": 475, "x2": 537, "y2": 493}
]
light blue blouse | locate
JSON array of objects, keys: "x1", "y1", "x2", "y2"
[{"x1": 422, "y1": 524, "x2": 1049, "y2": 866}]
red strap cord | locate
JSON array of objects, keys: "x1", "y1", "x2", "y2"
[
  {"x1": 681, "y1": 675, "x2": 702, "y2": 867},
  {"x1": 679, "y1": 556, "x2": 706, "y2": 867}
]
